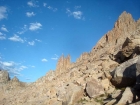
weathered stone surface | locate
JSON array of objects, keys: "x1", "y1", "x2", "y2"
[
  {"x1": 101, "y1": 79, "x2": 110, "y2": 91},
  {"x1": 134, "y1": 57, "x2": 140, "y2": 90},
  {"x1": 105, "y1": 99, "x2": 117, "y2": 105},
  {"x1": 104, "y1": 71, "x2": 112, "y2": 80},
  {"x1": 76, "y1": 52, "x2": 90, "y2": 62},
  {"x1": 111, "y1": 56, "x2": 139, "y2": 88},
  {"x1": 62, "y1": 83, "x2": 84, "y2": 105},
  {"x1": 11, "y1": 76, "x2": 19, "y2": 82},
  {"x1": 57, "y1": 85, "x2": 66, "y2": 101},
  {"x1": 115, "y1": 37, "x2": 140, "y2": 63},
  {"x1": 56, "y1": 55, "x2": 71, "y2": 75},
  {"x1": 86, "y1": 78, "x2": 104, "y2": 98},
  {"x1": 0, "y1": 70, "x2": 10, "y2": 83},
  {"x1": 111, "y1": 90, "x2": 122, "y2": 99},
  {"x1": 106, "y1": 86, "x2": 115, "y2": 94},
  {"x1": 91, "y1": 11, "x2": 136, "y2": 62},
  {"x1": 117, "y1": 87, "x2": 134, "y2": 105},
  {"x1": 45, "y1": 70, "x2": 55, "y2": 81}
]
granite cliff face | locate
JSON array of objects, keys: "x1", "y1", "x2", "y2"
[{"x1": 0, "y1": 11, "x2": 140, "y2": 105}]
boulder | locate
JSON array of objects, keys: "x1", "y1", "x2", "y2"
[
  {"x1": 111, "y1": 56, "x2": 139, "y2": 88},
  {"x1": 121, "y1": 37, "x2": 135, "y2": 60},
  {"x1": 86, "y1": 78, "x2": 104, "y2": 98},
  {"x1": 62, "y1": 83, "x2": 84, "y2": 105},
  {"x1": 57, "y1": 86, "x2": 66, "y2": 101},
  {"x1": 117, "y1": 87, "x2": 134, "y2": 105}
]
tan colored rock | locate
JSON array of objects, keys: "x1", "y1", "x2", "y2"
[
  {"x1": 111, "y1": 90, "x2": 122, "y2": 99},
  {"x1": 106, "y1": 86, "x2": 115, "y2": 94},
  {"x1": 86, "y1": 78, "x2": 104, "y2": 98},
  {"x1": 45, "y1": 70, "x2": 56, "y2": 81},
  {"x1": 117, "y1": 87, "x2": 134, "y2": 105},
  {"x1": 101, "y1": 79, "x2": 110, "y2": 90},
  {"x1": 105, "y1": 99, "x2": 117, "y2": 105},
  {"x1": 63, "y1": 83, "x2": 84, "y2": 105},
  {"x1": 76, "y1": 52, "x2": 90, "y2": 62},
  {"x1": 104, "y1": 71, "x2": 112, "y2": 80},
  {"x1": 0, "y1": 70, "x2": 10, "y2": 83},
  {"x1": 55, "y1": 55, "x2": 71, "y2": 75},
  {"x1": 91, "y1": 11, "x2": 136, "y2": 63}
]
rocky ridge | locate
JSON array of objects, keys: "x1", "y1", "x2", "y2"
[{"x1": 0, "y1": 11, "x2": 140, "y2": 105}]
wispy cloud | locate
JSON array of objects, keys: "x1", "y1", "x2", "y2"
[
  {"x1": 41, "y1": 58, "x2": 48, "y2": 62},
  {"x1": 51, "y1": 54, "x2": 59, "y2": 60},
  {"x1": 43, "y1": 3, "x2": 47, "y2": 7},
  {"x1": 17, "y1": 25, "x2": 27, "y2": 35},
  {"x1": 29, "y1": 22, "x2": 42, "y2": 31},
  {"x1": 66, "y1": 8, "x2": 84, "y2": 20},
  {"x1": 0, "y1": 6, "x2": 7, "y2": 20},
  {"x1": 35, "y1": 39, "x2": 41, "y2": 42},
  {"x1": 31, "y1": 65, "x2": 35, "y2": 68},
  {"x1": 48, "y1": 6, "x2": 57, "y2": 12},
  {"x1": 27, "y1": 1, "x2": 38, "y2": 7},
  {"x1": 2, "y1": 61, "x2": 14, "y2": 67},
  {"x1": 0, "y1": 61, "x2": 28, "y2": 77},
  {"x1": 26, "y1": 12, "x2": 35, "y2": 17},
  {"x1": 0, "y1": 32, "x2": 6, "y2": 40},
  {"x1": 73, "y1": 11, "x2": 83, "y2": 19},
  {"x1": 19, "y1": 65, "x2": 28, "y2": 71},
  {"x1": 74, "y1": 6, "x2": 81, "y2": 9},
  {"x1": 28, "y1": 41, "x2": 35, "y2": 46},
  {"x1": 8, "y1": 34, "x2": 24, "y2": 43},
  {"x1": 1, "y1": 25, "x2": 8, "y2": 32}
]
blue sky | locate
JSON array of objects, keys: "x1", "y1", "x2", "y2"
[{"x1": 0, "y1": 0, "x2": 140, "y2": 82}]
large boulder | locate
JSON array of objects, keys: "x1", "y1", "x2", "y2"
[
  {"x1": 0, "y1": 70, "x2": 10, "y2": 83},
  {"x1": 57, "y1": 82, "x2": 84, "y2": 105},
  {"x1": 111, "y1": 56, "x2": 139, "y2": 88},
  {"x1": 66, "y1": 86, "x2": 84, "y2": 105},
  {"x1": 85, "y1": 78, "x2": 104, "y2": 98},
  {"x1": 117, "y1": 87, "x2": 134, "y2": 105}
]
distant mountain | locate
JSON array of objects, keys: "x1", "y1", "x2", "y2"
[{"x1": 0, "y1": 11, "x2": 140, "y2": 105}]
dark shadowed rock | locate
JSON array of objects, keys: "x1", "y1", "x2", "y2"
[{"x1": 111, "y1": 56, "x2": 139, "y2": 88}]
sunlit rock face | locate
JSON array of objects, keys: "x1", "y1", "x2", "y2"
[
  {"x1": 0, "y1": 12, "x2": 140, "y2": 105},
  {"x1": 55, "y1": 55, "x2": 71, "y2": 75},
  {"x1": 0, "y1": 70, "x2": 10, "y2": 83}
]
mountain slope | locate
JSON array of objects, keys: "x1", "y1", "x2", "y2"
[{"x1": 0, "y1": 11, "x2": 140, "y2": 105}]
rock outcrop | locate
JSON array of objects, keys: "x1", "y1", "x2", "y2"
[
  {"x1": 0, "y1": 70, "x2": 10, "y2": 83},
  {"x1": 55, "y1": 55, "x2": 71, "y2": 75},
  {"x1": 0, "y1": 11, "x2": 140, "y2": 105}
]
